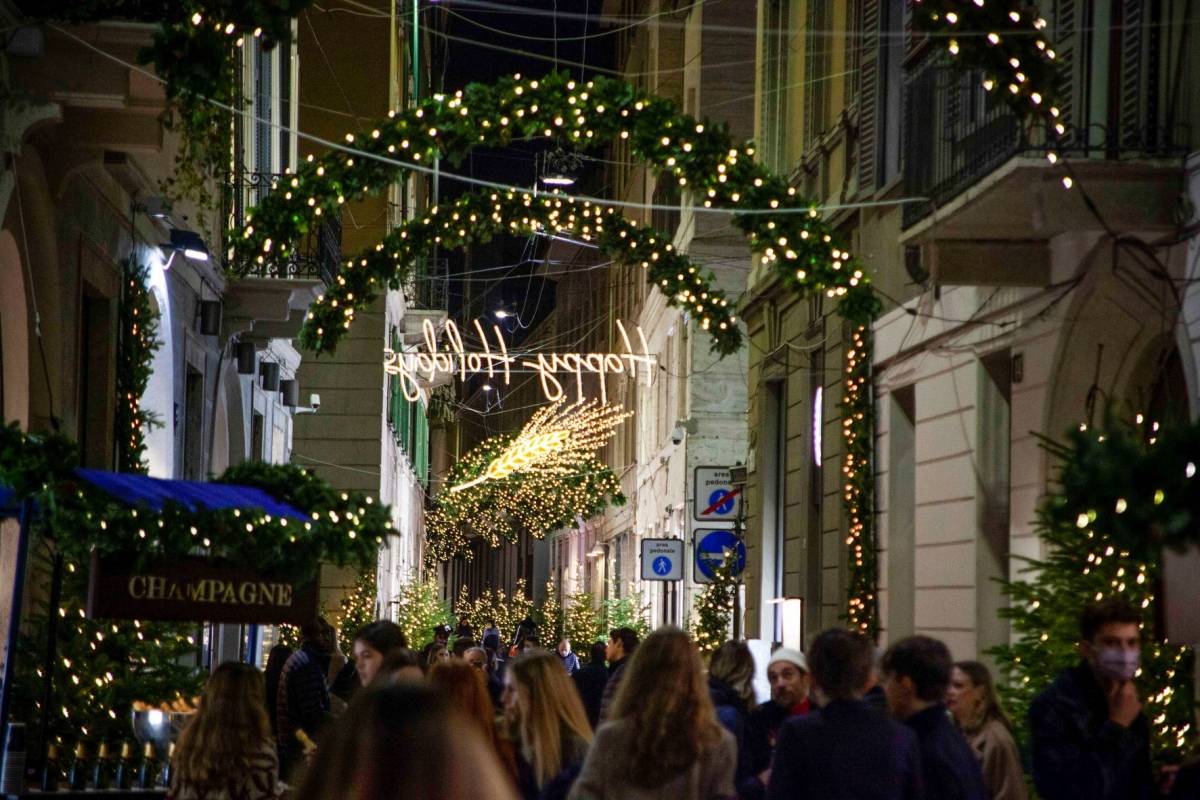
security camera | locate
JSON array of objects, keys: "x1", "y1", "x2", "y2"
[
  {"x1": 310, "y1": 393, "x2": 321, "y2": 411},
  {"x1": 670, "y1": 424, "x2": 685, "y2": 445}
]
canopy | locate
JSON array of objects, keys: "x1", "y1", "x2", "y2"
[{"x1": 74, "y1": 468, "x2": 309, "y2": 520}]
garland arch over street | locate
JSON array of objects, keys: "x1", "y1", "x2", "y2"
[{"x1": 234, "y1": 70, "x2": 883, "y2": 635}]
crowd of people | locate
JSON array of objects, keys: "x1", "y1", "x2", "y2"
[{"x1": 163, "y1": 597, "x2": 1199, "y2": 800}]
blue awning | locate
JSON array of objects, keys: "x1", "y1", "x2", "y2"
[{"x1": 75, "y1": 468, "x2": 309, "y2": 521}]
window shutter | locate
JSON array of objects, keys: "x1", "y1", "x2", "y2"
[
  {"x1": 857, "y1": 0, "x2": 881, "y2": 192},
  {"x1": 1050, "y1": 0, "x2": 1082, "y2": 149},
  {"x1": 1118, "y1": 0, "x2": 1148, "y2": 148}
]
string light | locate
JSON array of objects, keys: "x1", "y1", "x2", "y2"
[{"x1": 450, "y1": 400, "x2": 629, "y2": 492}]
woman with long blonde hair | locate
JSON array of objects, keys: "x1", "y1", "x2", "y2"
[
  {"x1": 503, "y1": 650, "x2": 593, "y2": 800},
  {"x1": 567, "y1": 628, "x2": 736, "y2": 800},
  {"x1": 947, "y1": 661, "x2": 1027, "y2": 800},
  {"x1": 168, "y1": 662, "x2": 280, "y2": 800},
  {"x1": 429, "y1": 659, "x2": 518, "y2": 785}
]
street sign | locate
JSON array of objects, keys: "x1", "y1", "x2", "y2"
[
  {"x1": 693, "y1": 528, "x2": 747, "y2": 584},
  {"x1": 641, "y1": 538, "x2": 684, "y2": 581},
  {"x1": 694, "y1": 466, "x2": 743, "y2": 522}
]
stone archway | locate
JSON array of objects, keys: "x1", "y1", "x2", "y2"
[
  {"x1": 141, "y1": 249, "x2": 176, "y2": 477},
  {"x1": 0, "y1": 230, "x2": 29, "y2": 428}
]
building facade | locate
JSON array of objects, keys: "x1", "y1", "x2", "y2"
[{"x1": 742, "y1": 0, "x2": 1200, "y2": 660}]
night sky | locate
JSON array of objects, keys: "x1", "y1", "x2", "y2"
[{"x1": 424, "y1": 0, "x2": 613, "y2": 335}]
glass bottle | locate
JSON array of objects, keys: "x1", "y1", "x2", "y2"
[
  {"x1": 114, "y1": 742, "x2": 137, "y2": 790},
  {"x1": 39, "y1": 743, "x2": 62, "y2": 792},
  {"x1": 92, "y1": 742, "x2": 113, "y2": 790},
  {"x1": 137, "y1": 742, "x2": 158, "y2": 788},
  {"x1": 157, "y1": 742, "x2": 175, "y2": 789},
  {"x1": 67, "y1": 742, "x2": 89, "y2": 790}
]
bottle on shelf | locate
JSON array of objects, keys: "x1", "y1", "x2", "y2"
[
  {"x1": 40, "y1": 743, "x2": 62, "y2": 792},
  {"x1": 157, "y1": 742, "x2": 175, "y2": 789},
  {"x1": 137, "y1": 742, "x2": 158, "y2": 788},
  {"x1": 68, "y1": 742, "x2": 89, "y2": 790},
  {"x1": 92, "y1": 742, "x2": 113, "y2": 790},
  {"x1": 114, "y1": 741, "x2": 137, "y2": 790}
]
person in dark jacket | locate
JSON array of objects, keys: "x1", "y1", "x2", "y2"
[
  {"x1": 1029, "y1": 598, "x2": 1157, "y2": 800},
  {"x1": 769, "y1": 628, "x2": 922, "y2": 800},
  {"x1": 556, "y1": 640, "x2": 580, "y2": 675},
  {"x1": 744, "y1": 647, "x2": 812, "y2": 798},
  {"x1": 597, "y1": 627, "x2": 639, "y2": 722},
  {"x1": 882, "y1": 635, "x2": 987, "y2": 800},
  {"x1": 276, "y1": 619, "x2": 335, "y2": 778},
  {"x1": 264, "y1": 643, "x2": 293, "y2": 738},
  {"x1": 573, "y1": 641, "x2": 609, "y2": 729},
  {"x1": 707, "y1": 641, "x2": 756, "y2": 791}
]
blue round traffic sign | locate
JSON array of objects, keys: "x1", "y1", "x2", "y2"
[
  {"x1": 707, "y1": 489, "x2": 736, "y2": 515},
  {"x1": 652, "y1": 556, "x2": 673, "y2": 576},
  {"x1": 695, "y1": 530, "x2": 746, "y2": 580}
]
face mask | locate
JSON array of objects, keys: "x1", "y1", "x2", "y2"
[{"x1": 1095, "y1": 647, "x2": 1140, "y2": 681}]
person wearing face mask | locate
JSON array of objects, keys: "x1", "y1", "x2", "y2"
[
  {"x1": 947, "y1": 661, "x2": 1027, "y2": 800},
  {"x1": 1029, "y1": 598, "x2": 1157, "y2": 800}
]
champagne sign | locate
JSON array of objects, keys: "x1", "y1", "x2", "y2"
[
  {"x1": 383, "y1": 318, "x2": 655, "y2": 404},
  {"x1": 87, "y1": 554, "x2": 319, "y2": 625}
]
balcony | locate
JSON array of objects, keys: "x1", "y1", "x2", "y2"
[
  {"x1": 901, "y1": 49, "x2": 1188, "y2": 256},
  {"x1": 226, "y1": 170, "x2": 343, "y2": 285},
  {"x1": 404, "y1": 257, "x2": 449, "y2": 312}
]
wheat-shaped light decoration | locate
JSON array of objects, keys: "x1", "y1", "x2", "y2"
[{"x1": 450, "y1": 400, "x2": 630, "y2": 493}]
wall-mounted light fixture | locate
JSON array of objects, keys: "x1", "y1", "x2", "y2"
[
  {"x1": 767, "y1": 597, "x2": 805, "y2": 651},
  {"x1": 235, "y1": 342, "x2": 258, "y2": 375},
  {"x1": 259, "y1": 361, "x2": 280, "y2": 392},
  {"x1": 199, "y1": 300, "x2": 222, "y2": 336}
]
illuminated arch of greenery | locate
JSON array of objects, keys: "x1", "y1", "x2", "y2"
[{"x1": 232, "y1": 70, "x2": 883, "y2": 635}]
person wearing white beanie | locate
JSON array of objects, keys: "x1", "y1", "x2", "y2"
[{"x1": 740, "y1": 646, "x2": 813, "y2": 799}]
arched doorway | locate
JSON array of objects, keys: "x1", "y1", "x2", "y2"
[
  {"x1": 141, "y1": 250, "x2": 175, "y2": 477},
  {"x1": 0, "y1": 230, "x2": 29, "y2": 428}
]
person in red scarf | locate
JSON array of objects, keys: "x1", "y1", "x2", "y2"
[{"x1": 740, "y1": 648, "x2": 812, "y2": 799}]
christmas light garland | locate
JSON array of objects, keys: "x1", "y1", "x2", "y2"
[
  {"x1": 991, "y1": 416, "x2": 1200, "y2": 764},
  {"x1": 232, "y1": 70, "x2": 883, "y2": 634},
  {"x1": 115, "y1": 259, "x2": 161, "y2": 473},
  {"x1": 450, "y1": 400, "x2": 629, "y2": 492},
  {"x1": 912, "y1": 0, "x2": 1065, "y2": 167}
]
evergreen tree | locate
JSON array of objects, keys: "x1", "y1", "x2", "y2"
[
  {"x1": 990, "y1": 420, "x2": 1199, "y2": 764},
  {"x1": 691, "y1": 558, "x2": 737, "y2": 653}
]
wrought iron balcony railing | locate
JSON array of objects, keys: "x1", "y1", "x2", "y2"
[
  {"x1": 226, "y1": 170, "x2": 342, "y2": 284},
  {"x1": 403, "y1": 257, "x2": 449, "y2": 311},
  {"x1": 901, "y1": 49, "x2": 1190, "y2": 229}
]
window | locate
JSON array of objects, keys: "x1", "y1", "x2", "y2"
[
  {"x1": 760, "y1": 0, "x2": 791, "y2": 174},
  {"x1": 251, "y1": 410, "x2": 265, "y2": 463},
  {"x1": 976, "y1": 351, "x2": 1012, "y2": 653},
  {"x1": 183, "y1": 366, "x2": 205, "y2": 479},
  {"x1": 803, "y1": 0, "x2": 833, "y2": 149},
  {"x1": 877, "y1": 0, "x2": 904, "y2": 185},
  {"x1": 887, "y1": 384, "x2": 915, "y2": 638},
  {"x1": 253, "y1": 38, "x2": 274, "y2": 174},
  {"x1": 759, "y1": 380, "x2": 787, "y2": 642}
]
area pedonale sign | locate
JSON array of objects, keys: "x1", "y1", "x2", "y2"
[{"x1": 87, "y1": 554, "x2": 319, "y2": 625}]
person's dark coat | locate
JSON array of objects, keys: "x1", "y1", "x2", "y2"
[
  {"x1": 1030, "y1": 662, "x2": 1155, "y2": 800},
  {"x1": 559, "y1": 650, "x2": 581, "y2": 675},
  {"x1": 708, "y1": 677, "x2": 754, "y2": 788},
  {"x1": 516, "y1": 731, "x2": 589, "y2": 800},
  {"x1": 597, "y1": 658, "x2": 629, "y2": 723},
  {"x1": 903, "y1": 704, "x2": 988, "y2": 800},
  {"x1": 767, "y1": 698, "x2": 923, "y2": 800},
  {"x1": 275, "y1": 641, "x2": 332, "y2": 775},
  {"x1": 573, "y1": 661, "x2": 609, "y2": 730}
]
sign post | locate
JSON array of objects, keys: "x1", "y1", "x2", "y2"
[{"x1": 640, "y1": 538, "x2": 684, "y2": 582}]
